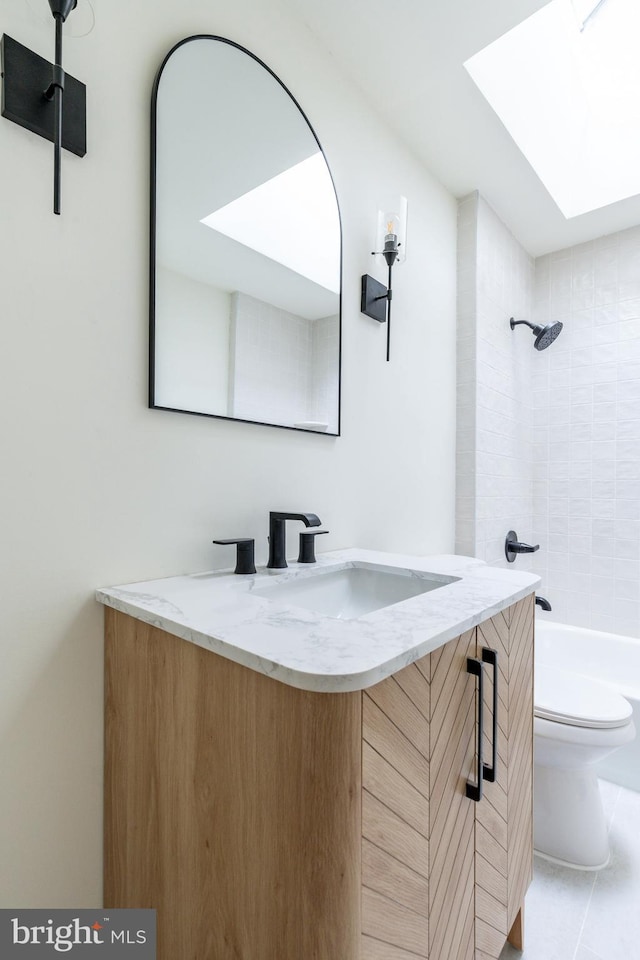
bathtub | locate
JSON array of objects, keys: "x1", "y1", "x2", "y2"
[{"x1": 535, "y1": 619, "x2": 640, "y2": 792}]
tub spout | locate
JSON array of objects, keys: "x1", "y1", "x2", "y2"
[{"x1": 535, "y1": 595, "x2": 552, "y2": 612}]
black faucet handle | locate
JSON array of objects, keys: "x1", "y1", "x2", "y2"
[
  {"x1": 513, "y1": 542, "x2": 539, "y2": 553},
  {"x1": 505, "y1": 531, "x2": 540, "y2": 562},
  {"x1": 213, "y1": 538, "x2": 256, "y2": 575},
  {"x1": 297, "y1": 530, "x2": 329, "y2": 564}
]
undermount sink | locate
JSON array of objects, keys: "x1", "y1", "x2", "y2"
[{"x1": 252, "y1": 563, "x2": 459, "y2": 619}]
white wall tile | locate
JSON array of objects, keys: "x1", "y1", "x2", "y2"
[
  {"x1": 455, "y1": 195, "x2": 534, "y2": 568},
  {"x1": 528, "y1": 225, "x2": 640, "y2": 636},
  {"x1": 456, "y1": 205, "x2": 640, "y2": 637}
]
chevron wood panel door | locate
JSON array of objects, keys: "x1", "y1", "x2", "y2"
[
  {"x1": 506, "y1": 595, "x2": 534, "y2": 934},
  {"x1": 361, "y1": 603, "x2": 533, "y2": 960},
  {"x1": 428, "y1": 628, "x2": 477, "y2": 960},
  {"x1": 475, "y1": 609, "x2": 510, "y2": 956},
  {"x1": 474, "y1": 596, "x2": 534, "y2": 959},
  {"x1": 362, "y1": 660, "x2": 431, "y2": 959}
]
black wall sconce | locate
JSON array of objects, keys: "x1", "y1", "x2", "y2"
[
  {"x1": 1, "y1": 0, "x2": 87, "y2": 215},
  {"x1": 361, "y1": 197, "x2": 407, "y2": 361}
]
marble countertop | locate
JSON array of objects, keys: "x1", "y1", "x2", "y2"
[{"x1": 96, "y1": 549, "x2": 540, "y2": 693}]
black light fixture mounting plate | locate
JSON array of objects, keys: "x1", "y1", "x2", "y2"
[
  {"x1": 361, "y1": 273, "x2": 388, "y2": 324},
  {"x1": 1, "y1": 34, "x2": 86, "y2": 157}
]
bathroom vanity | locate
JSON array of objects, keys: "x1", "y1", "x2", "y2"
[{"x1": 99, "y1": 550, "x2": 538, "y2": 960}]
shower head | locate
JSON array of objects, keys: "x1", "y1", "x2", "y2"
[
  {"x1": 510, "y1": 317, "x2": 563, "y2": 351},
  {"x1": 535, "y1": 321, "x2": 563, "y2": 350}
]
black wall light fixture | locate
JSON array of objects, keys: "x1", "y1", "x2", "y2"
[
  {"x1": 360, "y1": 197, "x2": 407, "y2": 361},
  {"x1": 1, "y1": 0, "x2": 87, "y2": 214}
]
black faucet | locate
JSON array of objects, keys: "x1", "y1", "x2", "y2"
[
  {"x1": 535, "y1": 595, "x2": 552, "y2": 612},
  {"x1": 267, "y1": 512, "x2": 321, "y2": 569}
]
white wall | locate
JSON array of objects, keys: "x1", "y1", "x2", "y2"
[
  {"x1": 456, "y1": 194, "x2": 535, "y2": 567},
  {"x1": 531, "y1": 230, "x2": 640, "y2": 637},
  {"x1": 0, "y1": 0, "x2": 457, "y2": 906}
]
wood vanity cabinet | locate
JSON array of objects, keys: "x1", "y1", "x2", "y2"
[{"x1": 104, "y1": 594, "x2": 533, "y2": 960}]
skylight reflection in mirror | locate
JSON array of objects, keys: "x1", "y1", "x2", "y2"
[{"x1": 200, "y1": 152, "x2": 340, "y2": 294}]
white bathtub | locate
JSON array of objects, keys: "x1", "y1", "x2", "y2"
[{"x1": 536, "y1": 619, "x2": 640, "y2": 792}]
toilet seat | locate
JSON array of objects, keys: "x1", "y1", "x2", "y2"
[{"x1": 535, "y1": 664, "x2": 633, "y2": 729}]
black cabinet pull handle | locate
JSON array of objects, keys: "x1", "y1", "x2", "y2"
[
  {"x1": 466, "y1": 657, "x2": 484, "y2": 803},
  {"x1": 482, "y1": 648, "x2": 498, "y2": 784}
]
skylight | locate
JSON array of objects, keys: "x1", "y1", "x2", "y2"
[
  {"x1": 201, "y1": 152, "x2": 340, "y2": 293},
  {"x1": 464, "y1": 0, "x2": 640, "y2": 218}
]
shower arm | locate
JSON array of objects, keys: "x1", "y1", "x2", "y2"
[{"x1": 510, "y1": 318, "x2": 538, "y2": 332}]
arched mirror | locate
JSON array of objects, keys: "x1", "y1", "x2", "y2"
[{"x1": 150, "y1": 37, "x2": 342, "y2": 435}]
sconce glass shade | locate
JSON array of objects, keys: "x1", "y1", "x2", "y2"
[{"x1": 375, "y1": 196, "x2": 408, "y2": 264}]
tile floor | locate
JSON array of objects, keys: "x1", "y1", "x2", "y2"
[{"x1": 500, "y1": 780, "x2": 640, "y2": 960}]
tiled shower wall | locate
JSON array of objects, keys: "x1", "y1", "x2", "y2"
[
  {"x1": 456, "y1": 193, "x2": 536, "y2": 567},
  {"x1": 455, "y1": 195, "x2": 477, "y2": 557},
  {"x1": 531, "y1": 230, "x2": 640, "y2": 637},
  {"x1": 309, "y1": 314, "x2": 340, "y2": 429},
  {"x1": 230, "y1": 292, "x2": 313, "y2": 426},
  {"x1": 457, "y1": 199, "x2": 640, "y2": 637},
  {"x1": 229, "y1": 293, "x2": 340, "y2": 431}
]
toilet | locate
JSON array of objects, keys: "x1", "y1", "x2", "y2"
[{"x1": 534, "y1": 663, "x2": 635, "y2": 870}]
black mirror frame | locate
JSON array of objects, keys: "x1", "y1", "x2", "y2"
[{"x1": 149, "y1": 35, "x2": 343, "y2": 436}]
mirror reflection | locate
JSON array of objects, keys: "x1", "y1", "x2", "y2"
[{"x1": 151, "y1": 37, "x2": 342, "y2": 434}]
